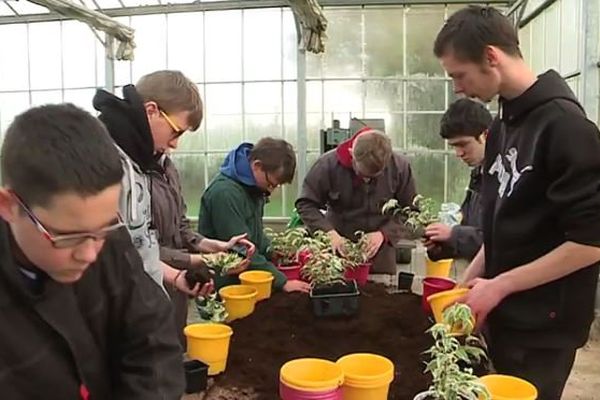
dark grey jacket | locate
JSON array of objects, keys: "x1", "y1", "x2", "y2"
[
  {"x1": 296, "y1": 146, "x2": 416, "y2": 274},
  {"x1": 428, "y1": 167, "x2": 483, "y2": 261},
  {"x1": 0, "y1": 222, "x2": 184, "y2": 400}
]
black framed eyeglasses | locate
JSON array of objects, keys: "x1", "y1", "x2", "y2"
[
  {"x1": 263, "y1": 171, "x2": 280, "y2": 191},
  {"x1": 11, "y1": 191, "x2": 124, "y2": 249}
]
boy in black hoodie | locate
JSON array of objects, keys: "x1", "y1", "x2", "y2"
[{"x1": 434, "y1": 6, "x2": 600, "y2": 399}]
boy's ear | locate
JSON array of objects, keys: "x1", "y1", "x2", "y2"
[{"x1": 0, "y1": 188, "x2": 18, "y2": 223}]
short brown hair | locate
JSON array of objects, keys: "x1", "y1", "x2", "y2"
[
  {"x1": 434, "y1": 6, "x2": 522, "y2": 63},
  {"x1": 250, "y1": 137, "x2": 296, "y2": 184},
  {"x1": 352, "y1": 130, "x2": 392, "y2": 175},
  {"x1": 136, "y1": 70, "x2": 203, "y2": 130}
]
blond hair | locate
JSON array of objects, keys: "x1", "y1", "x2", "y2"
[
  {"x1": 352, "y1": 130, "x2": 392, "y2": 174},
  {"x1": 136, "y1": 70, "x2": 203, "y2": 130}
]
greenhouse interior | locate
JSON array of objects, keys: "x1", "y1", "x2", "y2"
[{"x1": 0, "y1": 0, "x2": 599, "y2": 399}]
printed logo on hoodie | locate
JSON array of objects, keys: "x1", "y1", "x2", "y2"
[{"x1": 488, "y1": 147, "x2": 533, "y2": 198}]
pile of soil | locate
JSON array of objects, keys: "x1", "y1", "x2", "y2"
[{"x1": 208, "y1": 283, "x2": 433, "y2": 399}]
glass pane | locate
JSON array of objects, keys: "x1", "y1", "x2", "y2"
[
  {"x1": 206, "y1": 115, "x2": 243, "y2": 151},
  {"x1": 171, "y1": 153, "x2": 206, "y2": 219},
  {"x1": 131, "y1": 15, "x2": 167, "y2": 82},
  {"x1": 246, "y1": 114, "x2": 283, "y2": 143},
  {"x1": 114, "y1": 17, "x2": 132, "y2": 86},
  {"x1": 407, "y1": 113, "x2": 444, "y2": 150},
  {"x1": 205, "y1": 10, "x2": 242, "y2": 82},
  {"x1": 306, "y1": 53, "x2": 323, "y2": 79},
  {"x1": 446, "y1": 154, "x2": 472, "y2": 205},
  {"x1": 178, "y1": 130, "x2": 206, "y2": 152},
  {"x1": 366, "y1": 80, "x2": 403, "y2": 113},
  {"x1": 284, "y1": 113, "x2": 298, "y2": 147},
  {"x1": 307, "y1": 81, "x2": 323, "y2": 113},
  {"x1": 63, "y1": 88, "x2": 96, "y2": 114},
  {"x1": 283, "y1": 176, "x2": 299, "y2": 217},
  {"x1": 543, "y1": 2, "x2": 560, "y2": 72},
  {"x1": 519, "y1": 24, "x2": 532, "y2": 69},
  {"x1": 245, "y1": 82, "x2": 282, "y2": 114},
  {"x1": 96, "y1": 37, "x2": 106, "y2": 89},
  {"x1": 167, "y1": 12, "x2": 204, "y2": 82},
  {"x1": 530, "y1": 17, "x2": 544, "y2": 74},
  {"x1": 62, "y1": 21, "x2": 97, "y2": 88},
  {"x1": 406, "y1": 6, "x2": 445, "y2": 77},
  {"x1": 323, "y1": 81, "x2": 362, "y2": 113},
  {"x1": 29, "y1": 22, "x2": 62, "y2": 90},
  {"x1": 406, "y1": 151, "x2": 444, "y2": 207},
  {"x1": 264, "y1": 186, "x2": 284, "y2": 217},
  {"x1": 31, "y1": 90, "x2": 63, "y2": 107},
  {"x1": 566, "y1": 76, "x2": 580, "y2": 99},
  {"x1": 365, "y1": 7, "x2": 404, "y2": 77},
  {"x1": 322, "y1": 8, "x2": 362, "y2": 78},
  {"x1": 205, "y1": 83, "x2": 242, "y2": 114},
  {"x1": 307, "y1": 112, "x2": 323, "y2": 151},
  {"x1": 0, "y1": 25, "x2": 29, "y2": 91},
  {"x1": 206, "y1": 153, "x2": 226, "y2": 183},
  {"x1": 407, "y1": 80, "x2": 445, "y2": 112},
  {"x1": 0, "y1": 92, "x2": 30, "y2": 135},
  {"x1": 445, "y1": 80, "x2": 461, "y2": 108},
  {"x1": 364, "y1": 112, "x2": 402, "y2": 148},
  {"x1": 282, "y1": 10, "x2": 298, "y2": 80},
  {"x1": 283, "y1": 81, "x2": 297, "y2": 114},
  {"x1": 244, "y1": 8, "x2": 282, "y2": 80},
  {"x1": 560, "y1": 0, "x2": 579, "y2": 75}
]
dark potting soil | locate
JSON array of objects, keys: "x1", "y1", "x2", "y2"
[
  {"x1": 211, "y1": 283, "x2": 433, "y2": 400},
  {"x1": 311, "y1": 280, "x2": 358, "y2": 296}
]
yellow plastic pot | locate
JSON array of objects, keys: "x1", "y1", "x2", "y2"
[
  {"x1": 239, "y1": 270, "x2": 274, "y2": 301},
  {"x1": 184, "y1": 323, "x2": 233, "y2": 376},
  {"x1": 219, "y1": 285, "x2": 258, "y2": 322},
  {"x1": 479, "y1": 374, "x2": 538, "y2": 400},
  {"x1": 336, "y1": 353, "x2": 394, "y2": 400},
  {"x1": 280, "y1": 358, "x2": 344, "y2": 392},
  {"x1": 425, "y1": 258, "x2": 454, "y2": 278},
  {"x1": 427, "y1": 288, "x2": 472, "y2": 334}
]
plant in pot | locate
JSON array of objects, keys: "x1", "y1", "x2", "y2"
[
  {"x1": 301, "y1": 251, "x2": 360, "y2": 317},
  {"x1": 195, "y1": 293, "x2": 228, "y2": 323},
  {"x1": 265, "y1": 227, "x2": 309, "y2": 280},
  {"x1": 200, "y1": 252, "x2": 245, "y2": 276},
  {"x1": 342, "y1": 230, "x2": 371, "y2": 286},
  {"x1": 414, "y1": 303, "x2": 490, "y2": 400},
  {"x1": 382, "y1": 195, "x2": 439, "y2": 238}
]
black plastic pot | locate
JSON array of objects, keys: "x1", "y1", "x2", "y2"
[
  {"x1": 398, "y1": 271, "x2": 414, "y2": 291},
  {"x1": 310, "y1": 280, "x2": 359, "y2": 317},
  {"x1": 184, "y1": 360, "x2": 208, "y2": 394}
]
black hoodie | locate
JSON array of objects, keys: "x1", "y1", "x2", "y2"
[
  {"x1": 482, "y1": 70, "x2": 600, "y2": 348},
  {"x1": 93, "y1": 85, "x2": 160, "y2": 173}
]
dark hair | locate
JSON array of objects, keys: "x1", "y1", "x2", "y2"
[
  {"x1": 434, "y1": 5, "x2": 522, "y2": 63},
  {"x1": 1, "y1": 103, "x2": 124, "y2": 208},
  {"x1": 440, "y1": 98, "x2": 492, "y2": 139},
  {"x1": 250, "y1": 137, "x2": 296, "y2": 183}
]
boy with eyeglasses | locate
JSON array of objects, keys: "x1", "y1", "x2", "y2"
[
  {"x1": 94, "y1": 70, "x2": 254, "y2": 345},
  {"x1": 0, "y1": 104, "x2": 184, "y2": 398},
  {"x1": 199, "y1": 137, "x2": 311, "y2": 293}
]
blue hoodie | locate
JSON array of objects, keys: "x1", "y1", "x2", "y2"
[{"x1": 219, "y1": 143, "x2": 257, "y2": 187}]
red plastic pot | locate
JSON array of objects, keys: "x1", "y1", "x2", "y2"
[
  {"x1": 422, "y1": 277, "x2": 456, "y2": 314},
  {"x1": 344, "y1": 263, "x2": 371, "y2": 286},
  {"x1": 277, "y1": 263, "x2": 302, "y2": 281}
]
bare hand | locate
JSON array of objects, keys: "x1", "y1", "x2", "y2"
[
  {"x1": 461, "y1": 277, "x2": 510, "y2": 330},
  {"x1": 328, "y1": 230, "x2": 347, "y2": 256},
  {"x1": 365, "y1": 231, "x2": 385, "y2": 259},
  {"x1": 424, "y1": 223, "x2": 452, "y2": 243},
  {"x1": 175, "y1": 271, "x2": 214, "y2": 297},
  {"x1": 283, "y1": 279, "x2": 311, "y2": 293}
]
